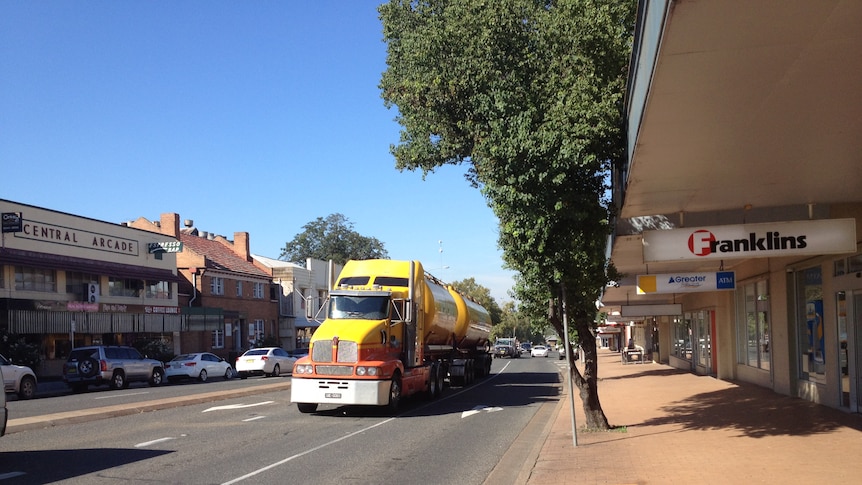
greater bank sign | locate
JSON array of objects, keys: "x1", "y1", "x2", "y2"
[
  {"x1": 643, "y1": 219, "x2": 856, "y2": 262},
  {"x1": 638, "y1": 271, "x2": 735, "y2": 294}
]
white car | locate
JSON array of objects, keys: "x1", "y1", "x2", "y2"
[
  {"x1": 1, "y1": 353, "x2": 37, "y2": 399},
  {"x1": 531, "y1": 345, "x2": 549, "y2": 358},
  {"x1": 235, "y1": 347, "x2": 297, "y2": 379},
  {"x1": 165, "y1": 352, "x2": 234, "y2": 382}
]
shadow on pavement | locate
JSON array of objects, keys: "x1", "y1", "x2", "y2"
[
  {"x1": 640, "y1": 381, "x2": 862, "y2": 438},
  {"x1": 0, "y1": 448, "x2": 172, "y2": 483}
]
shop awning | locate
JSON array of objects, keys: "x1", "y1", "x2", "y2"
[{"x1": 0, "y1": 247, "x2": 182, "y2": 282}]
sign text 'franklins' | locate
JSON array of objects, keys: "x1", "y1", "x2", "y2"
[{"x1": 643, "y1": 219, "x2": 856, "y2": 262}]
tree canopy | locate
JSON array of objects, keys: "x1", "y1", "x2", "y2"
[
  {"x1": 379, "y1": 0, "x2": 635, "y2": 429},
  {"x1": 279, "y1": 213, "x2": 388, "y2": 265}
]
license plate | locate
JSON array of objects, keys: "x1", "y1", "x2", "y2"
[
  {"x1": 66, "y1": 368, "x2": 77, "y2": 374},
  {"x1": 325, "y1": 393, "x2": 342, "y2": 399},
  {"x1": 246, "y1": 359, "x2": 255, "y2": 363}
]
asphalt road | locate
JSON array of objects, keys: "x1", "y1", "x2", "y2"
[{"x1": 1, "y1": 356, "x2": 563, "y2": 485}]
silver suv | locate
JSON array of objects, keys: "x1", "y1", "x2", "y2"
[{"x1": 63, "y1": 346, "x2": 165, "y2": 392}]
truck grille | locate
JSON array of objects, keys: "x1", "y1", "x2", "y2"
[
  {"x1": 315, "y1": 365, "x2": 355, "y2": 376},
  {"x1": 312, "y1": 340, "x2": 358, "y2": 363}
]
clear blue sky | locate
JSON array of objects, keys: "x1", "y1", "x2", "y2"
[{"x1": 0, "y1": 1, "x2": 516, "y2": 303}]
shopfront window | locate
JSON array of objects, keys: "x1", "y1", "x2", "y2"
[
  {"x1": 797, "y1": 267, "x2": 825, "y2": 385},
  {"x1": 145, "y1": 280, "x2": 171, "y2": 299},
  {"x1": 737, "y1": 279, "x2": 771, "y2": 371},
  {"x1": 690, "y1": 310, "x2": 712, "y2": 369},
  {"x1": 15, "y1": 266, "x2": 56, "y2": 292},
  {"x1": 108, "y1": 277, "x2": 144, "y2": 297},
  {"x1": 66, "y1": 271, "x2": 100, "y2": 299},
  {"x1": 672, "y1": 315, "x2": 692, "y2": 360}
]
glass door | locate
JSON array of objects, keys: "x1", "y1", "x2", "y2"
[
  {"x1": 840, "y1": 290, "x2": 862, "y2": 412},
  {"x1": 837, "y1": 291, "x2": 849, "y2": 408},
  {"x1": 854, "y1": 292, "x2": 862, "y2": 412}
]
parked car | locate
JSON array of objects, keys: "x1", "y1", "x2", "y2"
[
  {"x1": 235, "y1": 347, "x2": 297, "y2": 378},
  {"x1": 63, "y1": 345, "x2": 165, "y2": 391},
  {"x1": 493, "y1": 344, "x2": 519, "y2": 358},
  {"x1": 558, "y1": 344, "x2": 567, "y2": 360},
  {"x1": 1, "y1": 353, "x2": 37, "y2": 400},
  {"x1": 165, "y1": 352, "x2": 234, "y2": 382},
  {"x1": 531, "y1": 345, "x2": 549, "y2": 358}
]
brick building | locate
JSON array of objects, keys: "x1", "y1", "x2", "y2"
[{"x1": 132, "y1": 214, "x2": 278, "y2": 361}]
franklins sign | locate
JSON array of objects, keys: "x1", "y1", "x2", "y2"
[{"x1": 643, "y1": 218, "x2": 856, "y2": 262}]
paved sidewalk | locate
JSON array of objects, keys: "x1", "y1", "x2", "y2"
[{"x1": 524, "y1": 350, "x2": 862, "y2": 484}]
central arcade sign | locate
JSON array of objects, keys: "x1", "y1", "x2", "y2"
[{"x1": 643, "y1": 218, "x2": 856, "y2": 262}]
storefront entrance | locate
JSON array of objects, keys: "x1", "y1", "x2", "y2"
[{"x1": 837, "y1": 290, "x2": 862, "y2": 412}]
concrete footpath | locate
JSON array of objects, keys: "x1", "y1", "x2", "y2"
[{"x1": 520, "y1": 350, "x2": 862, "y2": 484}]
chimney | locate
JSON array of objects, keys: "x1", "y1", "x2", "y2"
[
  {"x1": 160, "y1": 213, "x2": 180, "y2": 237},
  {"x1": 234, "y1": 232, "x2": 251, "y2": 262}
]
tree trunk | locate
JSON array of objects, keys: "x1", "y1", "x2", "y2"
[{"x1": 569, "y1": 321, "x2": 610, "y2": 430}]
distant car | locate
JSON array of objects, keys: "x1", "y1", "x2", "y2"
[
  {"x1": 493, "y1": 344, "x2": 518, "y2": 358},
  {"x1": 63, "y1": 345, "x2": 164, "y2": 392},
  {"x1": 1, "y1": 354, "x2": 37, "y2": 400},
  {"x1": 165, "y1": 352, "x2": 234, "y2": 382},
  {"x1": 519, "y1": 343, "x2": 532, "y2": 355},
  {"x1": 235, "y1": 347, "x2": 297, "y2": 378},
  {"x1": 531, "y1": 345, "x2": 549, "y2": 358},
  {"x1": 558, "y1": 344, "x2": 567, "y2": 360}
]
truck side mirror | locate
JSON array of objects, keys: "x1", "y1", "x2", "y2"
[
  {"x1": 403, "y1": 300, "x2": 413, "y2": 324},
  {"x1": 305, "y1": 296, "x2": 314, "y2": 320}
]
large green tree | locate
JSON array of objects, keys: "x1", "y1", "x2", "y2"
[
  {"x1": 379, "y1": 0, "x2": 634, "y2": 429},
  {"x1": 280, "y1": 213, "x2": 388, "y2": 265}
]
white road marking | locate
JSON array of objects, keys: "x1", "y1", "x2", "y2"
[
  {"x1": 221, "y1": 417, "x2": 395, "y2": 485},
  {"x1": 135, "y1": 437, "x2": 176, "y2": 448},
  {"x1": 94, "y1": 391, "x2": 150, "y2": 400},
  {"x1": 203, "y1": 401, "x2": 274, "y2": 412},
  {"x1": 242, "y1": 416, "x2": 267, "y2": 422},
  {"x1": 461, "y1": 405, "x2": 504, "y2": 418},
  {"x1": 0, "y1": 472, "x2": 27, "y2": 480},
  {"x1": 222, "y1": 361, "x2": 512, "y2": 485}
]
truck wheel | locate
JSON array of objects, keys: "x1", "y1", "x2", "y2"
[
  {"x1": 387, "y1": 375, "x2": 402, "y2": 414},
  {"x1": 426, "y1": 365, "x2": 439, "y2": 400},
  {"x1": 297, "y1": 402, "x2": 318, "y2": 413}
]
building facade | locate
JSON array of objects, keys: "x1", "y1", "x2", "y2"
[
  {"x1": 602, "y1": 1, "x2": 862, "y2": 413},
  {"x1": 0, "y1": 199, "x2": 182, "y2": 377},
  {"x1": 131, "y1": 214, "x2": 279, "y2": 362},
  {"x1": 252, "y1": 256, "x2": 343, "y2": 351}
]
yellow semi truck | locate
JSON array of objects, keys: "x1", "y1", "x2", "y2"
[{"x1": 290, "y1": 259, "x2": 492, "y2": 414}]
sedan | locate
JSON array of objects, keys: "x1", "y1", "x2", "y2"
[
  {"x1": 235, "y1": 347, "x2": 297, "y2": 378},
  {"x1": 1, "y1": 353, "x2": 37, "y2": 399},
  {"x1": 165, "y1": 352, "x2": 234, "y2": 383},
  {"x1": 531, "y1": 345, "x2": 549, "y2": 358}
]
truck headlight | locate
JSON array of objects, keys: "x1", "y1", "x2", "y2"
[
  {"x1": 355, "y1": 366, "x2": 380, "y2": 376},
  {"x1": 294, "y1": 364, "x2": 313, "y2": 374}
]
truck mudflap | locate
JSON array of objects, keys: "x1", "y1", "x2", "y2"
[{"x1": 291, "y1": 377, "x2": 390, "y2": 406}]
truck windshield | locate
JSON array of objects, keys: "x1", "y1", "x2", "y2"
[{"x1": 329, "y1": 296, "x2": 390, "y2": 320}]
